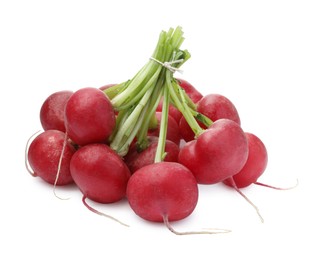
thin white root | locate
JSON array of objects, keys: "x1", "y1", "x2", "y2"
[
  {"x1": 229, "y1": 177, "x2": 264, "y2": 223},
  {"x1": 53, "y1": 132, "x2": 70, "y2": 200},
  {"x1": 254, "y1": 178, "x2": 299, "y2": 190},
  {"x1": 82, "y1": 195, "x2": 129, "y2": 227},
  {"x1": 162, "y1": 215, "x2": 231, "y2": 235},
  {"x1": 25, "y1": 130, "x2": 42, "y2": 177}
]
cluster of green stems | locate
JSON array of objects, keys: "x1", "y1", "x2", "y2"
[{"x1": 103, "y1": 26, "x2": 212, "y2": 161}]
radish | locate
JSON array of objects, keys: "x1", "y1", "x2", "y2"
[
  {"x1": 178, "y1": 119, "x2": 249, "y2": 184},
  {"x1": 70, "y1": 143, "x2": 130, "y2": 204},
  {"x1": 223, "y1": 132, "x2": 297, "y2": 190},
  {"x1": 127, "y1": 162, "x2": 229, "y2": 234},
  {"x1": 40, "y1": 90, "x2": 73, "y2": 132},
  {"x1": 127, "y1": 162, "x2": 198, "y2": 222},
  {"x1": 27, "y1": 130, "x2": 76, "y2": 185},
  {"x1": 178, "y1": 93, "x2": 240, "y2": 142},
  {"x1": 64, "y1": 87, "x2": 116, "y2": 146},
  {"x1": 223, "y1": 132, "x2": 268, "y2": 188}
]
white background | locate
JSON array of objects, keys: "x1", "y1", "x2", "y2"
[{"x1": 1, "y1": 0, "x2": 323, "y2": 259}]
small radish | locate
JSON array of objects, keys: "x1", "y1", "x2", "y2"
[
  {"x1": 223, "y1": 133, "x2": 297, "y2": 190},
  {"x1": 179, "y1": 93, "x2": 240, "y2": 142},
  {"x1": 40, "y1": 90, "x2": 73, "y2": 132},
  {"x1": 223, "y1": 132, "x2": 268, "y2": 188},
  {"x1": 127, "y1": 162, "x2": 198, "y2": 222},
  {"x1": 178, "y1": 119, "x2": 248, "y2": 184},
  {"x1": 126, "y1": 162, "x2": 228, "y2": 235},
  {"x1": 64, "y1": 87, "x2": 116, "y2": 146},
  {"x1": 27, "y1": 130, "x2": 76, "y2": 185},
  {"x1": 197, "y1": 94, "x2": 240, "y2": 125},
  {"x1": 70, "y1": 143, "x2": 130, "y2": 203},
  {"x1": 124, "y1": 136, "x2": 179, "y2": 173}
]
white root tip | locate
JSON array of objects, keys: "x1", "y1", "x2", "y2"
[
  {"x1": 25, "y1": 130, "x2": 42, "y2": 177},
  {"x1": 229, "y1": 177, "x2": 264, "y2": 223},
  {"x1": 52, "y1": 132, "x2": 70, "y2": 200},
  {"x1": 254, "y1": 178, "x2": 299, "y2": 190},
  {"x1": 82, "y1": 195, "x2": 129, "y2": 227},
  {"x1": 162, "y1": 215, "x2": 231, "y2": 235}
]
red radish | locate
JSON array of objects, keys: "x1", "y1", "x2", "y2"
[
  {"x1": 197, "y1": 94, "x2": 240, "y2": 125},
  {"x1": 70, "y1": 143, "x2": 130, "y2": 203},
  {"x1": 148, "y1": 112, "x2": 181, "y2": 146},
  {"x1": 176, "y1": 78, "x2": 203, "y2": 103},
  {"x1": 27, "y1": 130, "x2": 76, "y2": 185},
  {"x1": 40, "y1": 90, "x2": 73, "y2": 132},
  {"x1": 64, "y1": 87, "x2": 116, "y2": 146},
  {"x1": 223, "y1": 133, "x2": 268, "y2": 188},
  {"x1": 178, "y1": 119, "x2": 248, "y2": 184},
  {"x1": 124, "y1": 136, "x2": 180, "y2": 173},
  {"x1": 126, "y1": 162, "x2": 198, "y2": 222},
  {"x1": 126, "y1": 162, "x2": 227, "y2": 235},
  {"x1": 179, "y1": 93, "x2": 241, "y2": 142}
]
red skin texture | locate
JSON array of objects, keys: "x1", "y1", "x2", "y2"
[
  {"x1": 176, "y1": 78, "x2": 203, "y2": 103},
  {"x1": 64, "y1": 87, "x2": 116, "y2": 146},
  {"x1": 178, "y1": 119, "x2": 248, "y2": 184},
  {"x1": 148, "y1": 112, "x2": 182, "y2": 146},
  {"x1": 124, "y1": 136, "x2": 180, "y2": 173},
  {"x1": 126, "y1": 162, "x2": 198, "y2": 222},
  {"x1": 197, "y1": 94, "x2": 240, "y2": 125},
  {"x1": 70, "y1": 143, "x2": 131, "y2": 203},
  {"x1": 179, "y1": 93, "x2": 241, "y2": 142},
  {"x1": 223, "y1": 132, "x2": 268, "y2": 188},
  {"x1": 28, "y1": 130, "x2": 76, "y2": 185},
  {"x1": 40, "y1": 90, "x2": 73, "y2": 132}
]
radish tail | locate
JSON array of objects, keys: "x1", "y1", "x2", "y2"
[
  {"x1": 82, "y1": 195, "x2": 129, "y2": 227},
  {"x1": 162, "y1": 215, "x2": 231, "y2": 235},
  {"x1": 25, "y1": 130, "x2": 42, "y2": 177},
  {"x1": 254, "y1": 179, "x2": 299, "y2": 190},
  {"x1": 53, "y1": 132, "x2": 70, "y2": 200},
  {"x1": 228, "y1": 177, "x2": 264, "y2": 223}
]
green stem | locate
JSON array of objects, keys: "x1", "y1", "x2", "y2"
[
  {"x1": 154, "y1": 80, "x2": 170, "y2": 163},
  {"x1": 110, "y1": 86, "x2": 155, "y2": 155},
  {"x1": 168, "y1": 80, "x2": 204, "y2": 137},
  {"x1": 108, "y1": 26, "x2": 191, "y2": 156},
  {"x1": 136, "y1": 79, "x2": 164, "y2": 151}
]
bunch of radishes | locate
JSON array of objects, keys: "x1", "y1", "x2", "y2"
[{"x1": 26, "y1": 26, "x2": 287, "y2": 234}]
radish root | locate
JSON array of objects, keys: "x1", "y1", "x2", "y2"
[
  {"x1": 82, "y1": 195, "x2": 129, "y2": 227},
  {"x1": 25, "y1": 130, "x2": 42, "y2": 177},
  {"x1": 53, "y1": 132, "x2": 70, "y2": 200},
  {"x1": 254, "y1": 178, "x2": 299, "y2": 190},
  {"x1": 162, "y1": 215, "x2": 231, "y2": 235},
  {"x1": 228, "y1": 177, "x2": 264, "y2": 223}
]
